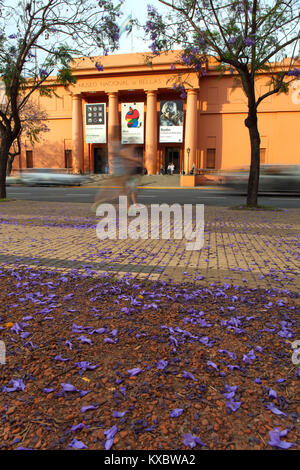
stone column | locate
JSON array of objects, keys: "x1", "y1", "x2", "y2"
[
  {"x1": 72, "y1": 94, "x2": 84, "y2": 173},
  {"x1": 184, "y1": 89, "x2": 198, "y2": 174},
  {"x1": 145, "y1": 90, "x2": 158, "y2": 175},
  {"x1": 107, "y1": 92, "x2": 119, "y2": 172}
]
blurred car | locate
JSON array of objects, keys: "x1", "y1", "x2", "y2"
[
  {"x1": 5, "y1": 175, "x2": 23, "y2": 185},
  {"x1": 214, "y1": 165, "x2": 300, "y2": 193},
  {"x1": 16, "y1": 169, "x2": 91, "y2": 186}
]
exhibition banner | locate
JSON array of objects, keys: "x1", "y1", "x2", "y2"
[
  {"x1": 121, "y1": 102, "x2": 144, "y2": 144},
  {"x1": 85, "y1": 103, "x2": 106, "y2": 143},
  {"x1": 159, "y1": 100, "x2": 184, "y2": 143}
]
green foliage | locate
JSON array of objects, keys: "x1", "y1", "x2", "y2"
[{"x1": 144, "y1": 0, "x2": 300, "y2": 105}]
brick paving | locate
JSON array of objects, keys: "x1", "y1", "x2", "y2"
[{"x1": 0, "y1": 200, "x2": 299, "y2": 292}]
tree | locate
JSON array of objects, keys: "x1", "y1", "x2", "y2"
[
  {"x1": 7, "y1": 98, "x2": 50, "y2": 175},
  {"x1": 143, "y1": 0, "x2": 300, "y2": 207},
  {"x1": 0, "y1": 0, "x2": 123, "y2": 198}
]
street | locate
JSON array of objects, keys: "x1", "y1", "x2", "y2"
[{"x1": 5, "y1": 185, "x2": 300, "y2": 208}]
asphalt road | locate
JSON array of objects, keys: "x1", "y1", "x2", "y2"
[{"x1": 4, "y1": 185, "x2": 300, "y2": 208}]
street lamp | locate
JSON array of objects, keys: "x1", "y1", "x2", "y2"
[{"x1": 186, "y1": 147, "x2": 190, "y2": 174}]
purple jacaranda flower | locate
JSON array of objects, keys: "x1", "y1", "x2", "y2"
[
  {"x1": 68, "y1": 439, "x2": 88, "y2": 449},
  {"x1": 242, "y1": 349, "x2": 256, "y2": 364},
  {"x1": 54, "y1": 355, "x2": 71, "y2": 362},
  {"x1": 127, "y1": 368, "x2": 143, "y2": 376},
  {"x1": 243, "y1": 37, "x2": 255, "y2": 47},
  {"x1": 182, "y1": 371, "x2": 197, "y2": 381},
  {"x1": 170, "y1": 408, "x2": 184, "y2": 418},
  {"x1": 20, "y1": 332, "x2": 31, "y2": 339},
  {"x1": 121, "y1": 307, "x2": 132, "y2": 315},
  {"x1": 61, "y1": 383, "x2": 77, "y2": 393},
  {"x1": 43, "y1": 387, "x2": 55, "y2": 393},
  {"x1": 77, "y1": 335, "x2": 92, "y2": 345},
  {"x1": 63, "y1": 294, "x2": 74, "y2": 300},
  {"x1": 95, "y1": 62, "x2": 104, "y2": 72},
  {"x1": 268, "y1": 389, "x2": 277, "y2": 399},
  {"x1": 72, "y1": 323, "x2": 84, "y2": 333},
  {"x1": 157, "y1": 360, "x2": 168, "y2": 370},
  {"x1": 266, "y1": 403, "x2": 286, "y2": 416},
  {"x1": 199, "y1": 336, "x2": 211, "y2": 346},
  {"x1": 226, "y1": 400, "x2": 242, "y2": 412},
  {"x1": 169, "y1": 336, "x2": 178, "y2": 347},
  {"x1": 277, "y1": 329, "x2": 293, "y2": 339},
  {"x1": 207, "y1": 361, "x2": 218, "y2": 370},
  {"x1": 78, "y1": 390, "x2": 91, "y2": 398},
  {"x1": 75, "y1": 362, "x2": 99, "y2": 371},
  {"x1": 3, "y1": 379, "x2": 25, "y2": 393},
  {"x1": 65, "y1": 340, "x2": 72, "y2": 350},
  {"x1": 268, "y1": 428, "x2": 296, "y2": 449},
  {"x1": 90, "y1": 328, "x2": 106, "y2": 334},
  {"x1": 198, "y1": 319, "x2": 212, "y2": 327},
  {"x1": 81, "y1": 405, "x2": 98, "y2": 413},
  {"x1": 183, "y1": 433, "x2": 206, "y2": 448},
  {"x1": 104, "y1": 337, "x2": 118, "y2": 344},
  {"x1": 287, "y1": 68, "x2": 300, "y2": 77},
  {"x1": 224, "y1": 384, "x2": 239, "y2": 393},
  {"x1": 223, "y1": 391, "x2": 235, "y2": 399},
  {"x1": 104, "y1": 425, "x2": 118, "y2": 450},
  {"x1": 112, "y1": 410, "x2": 127, "y2": 418},
  {"x1": 70, "y1": 423, "x2": 88, "y2": 432},
  {"x1": 255, "y1": 378, "x2": 262, "y2": 384},
  {"x1": 105, "y1": 438, "x2": 114, "y2": 450},
  {"x1": 218, "y1": 349, "x2": 237, "y2": 360},
  {"x1": 11, "y1": 322, "x2": 22, "y2": 334}
]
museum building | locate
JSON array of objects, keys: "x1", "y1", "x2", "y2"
[{"x1": 16, "y1": 51, "x2": 300, "y2": 175}]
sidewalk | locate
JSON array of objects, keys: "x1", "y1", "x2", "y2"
[
  {"x1": 0, "y1": 200, "x2": 299, "y2": 292},
  {"x1": 86, "y1": 174, "x2": 182, "y2": 188}
]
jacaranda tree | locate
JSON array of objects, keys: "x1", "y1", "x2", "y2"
[
  {"x1": 6, "y1": 98, "x2": 50, "y2": 176},
  {"x1": 144, "y1": 0, "x2": 300, "y2": 206},
  {"x1": 0, "y1": 0, "x2": 123, "y2": 198}
]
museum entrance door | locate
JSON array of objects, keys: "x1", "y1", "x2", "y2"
[
  {"x1": 164, "y1": 147, "x2": 180, "y2": 174},
  {"x1": 94, "y1": 148, "x2": 108, "y2": 174}
]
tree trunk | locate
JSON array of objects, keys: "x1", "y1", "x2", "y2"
[
  {"x1": 7, "y1": 156, "x2": 14, "y2": 176},
  {"x1": 0, "y1": 139, "x2": 11, "y2": 199},
  {"x1": 245, "y1": 111, "x2": 260, "y2": 207}
]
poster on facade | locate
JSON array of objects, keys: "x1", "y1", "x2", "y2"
[
  {"x1": 159, "y1": 100, "x2": 184, "y2": 143},
  {"x1": 121, "y1": 102, "x2": 144, "y2": 144},
  {"x1": 84, "y1": 103, "x2": 106, "y2": 143}
]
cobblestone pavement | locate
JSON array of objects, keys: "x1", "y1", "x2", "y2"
[{"x1": 0, "y1": 200, "x2": 299, "y2": 292}]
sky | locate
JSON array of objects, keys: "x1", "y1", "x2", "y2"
[{"x1": 115, "y1": 0, "x2": 169, "y2": 54}]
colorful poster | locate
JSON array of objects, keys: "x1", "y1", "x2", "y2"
[
  {"x1": 159, "y1": 100, "x2": 184, "y2": 143},
  {"x1": 84, "y1": 103, "x2": 106, "y2": 143},
  {"x1": 121, "y1": 102, "x2": 144, "y2": 144}
]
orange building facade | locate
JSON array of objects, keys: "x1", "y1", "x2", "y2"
[{"x1": 16, "y1": 51, "x2": 300, "y2": 175}]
